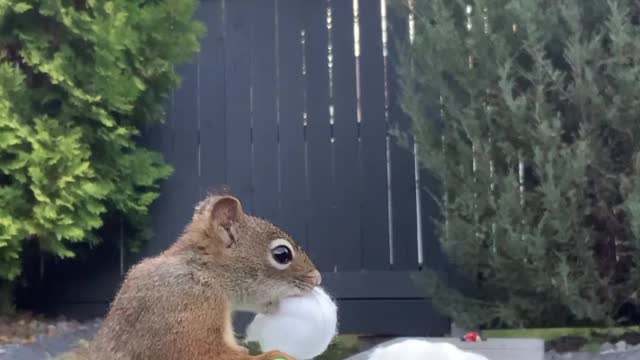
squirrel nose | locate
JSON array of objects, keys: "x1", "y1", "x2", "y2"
[{"x1": 309, "y1": 270, "x2": 322, "y2": 287}]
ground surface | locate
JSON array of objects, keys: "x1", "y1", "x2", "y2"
[
  {"x1": 2, "y1": 316, "x2": 640, "y2": 360},
  {"x1": 0, "y1": 315, "x2": 101, "y2": 360}
]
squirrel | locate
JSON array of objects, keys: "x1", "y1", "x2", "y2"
[{"x1": 67, "y1": 192, "x2": 321, "y2": 360}]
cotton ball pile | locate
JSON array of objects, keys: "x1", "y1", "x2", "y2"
[
  {"x1": 246, "y1": 287, "x2": 338, "y2": 360},
  {"x1": 369, "y1": 339, "x2": 490, "y2": 360}
]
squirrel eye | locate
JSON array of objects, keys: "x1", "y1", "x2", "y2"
[
  {"x1": 268, "y1": 238, "x2": 295, "y2": 270},
  {"x1": 272, "y1": 245, "x2": 292, "y2": 265}
]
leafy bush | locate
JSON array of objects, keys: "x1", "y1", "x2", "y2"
[
  {"x1": 0, "y1": 0, "x2": 204, "y2": 283},
  {"x1": 398, "y1": 0, "x2": 640, "y2": 328}
]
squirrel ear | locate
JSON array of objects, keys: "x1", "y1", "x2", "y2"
[{"x1": 209, "y1": 196, "x2": 244, "y2": 248}]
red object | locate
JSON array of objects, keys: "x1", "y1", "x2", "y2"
[{"x1": 461, "y1": 331, "x2": 483, "y2": 342}]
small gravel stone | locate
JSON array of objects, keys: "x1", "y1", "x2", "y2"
[
  {"x1": 524, "y1": 349, "x2": 590, "y2": 360},
  {"x1": 615, "y1": 341, "x2": 627, "y2": 352},
  {"x1": 600, "y1": 343, "x2": 615, "y2": 354}
]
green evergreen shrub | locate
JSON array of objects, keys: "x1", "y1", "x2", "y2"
[
  {"x1": 397, "y1": 0, "x2": 640, "y2": 328},
  {"x1": 0, "y1": 0, "x2": 204, "y2": 287}
]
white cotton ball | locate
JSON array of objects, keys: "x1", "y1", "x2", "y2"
[
  {"x1": 369, "y1": 339, "x2": 490, "y2": 360},
  {"x1": 245, "y1": 287, "x2": 338, "y2": 360}
]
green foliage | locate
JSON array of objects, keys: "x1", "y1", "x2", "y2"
[
  {"x1": 0, "y1": 0, "x2": 204, "y2": 281},
  {"x1": 246, "y1": 335, "x2": 360, "y2": 360},
  {"x1": 397, "y1": 0, "x2": 640, "y2": 328}
]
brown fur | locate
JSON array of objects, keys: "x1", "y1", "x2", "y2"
[{"x1": 64, "y1": 193, "x2": 320, "y2": 360}]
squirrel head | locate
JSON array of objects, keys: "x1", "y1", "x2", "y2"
[{"x1": 172, "y1": 192, "x2": 321, "y2": 307}]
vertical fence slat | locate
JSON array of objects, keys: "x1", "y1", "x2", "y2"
[
  {"x1": 142, "y1": 57, "x2": 200, "y2": 255},
  {"x1": 304, "y1": 0, "x2": 333, "y2": 271},
  {"x1": 137, "y1": 77, "x2": 172, "y2": 258},
  {"x1": 277, "y1": 0, "x2": 308, "y2": 247},
  {"x1": 420, "y1": 170, "x2": 443, "y2": 270},
  {"x1": 199, "y1": 0, "x2": 227, "y2": 196},
  {"x1": 225, "y1": 0, "x2": 254, "y2": 211},
  {"x1": 387, "y1": 9, "x2": 419, "y2": 270},
  {"x1": 250, "y1": 0, "x2": 279, "y2": 221},
  {"x1": 331, "y1": 0, "x2": 362, "y2": 271},
  {"x1": 172, "y1": 45, "x2": 200, "y2": 218},
  {"x1": 166, "y1": 63, "x2": 199, "y2": 244},
  {"x1": 358, "y1": 0, "x2": 391, "y2": 270}
]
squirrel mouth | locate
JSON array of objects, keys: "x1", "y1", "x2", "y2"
[
  {"x1": 300, "y1": 270, "x2": 322, "y2": 287},
  {"x1": 293, "y1": 280, "x2": 317, "y2": 293},
  {"x1": 294, "y1": 274, "x2": 321, "y2": 293}
]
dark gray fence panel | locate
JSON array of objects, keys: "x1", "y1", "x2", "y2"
[
  {"x1": 358, "y1": 0, "x2": 391, "y2": 270},
  {"x1": 250, "y1": 0, "x2": 280, "y2": 222},
  {"x1": 225, "y1": 0, "x2": 254, "y2": 211},
  {"x1": 276, "y1": 0, "x2": 309, "y2": 248},
  {"x1": 29, "y1": 0, "x2": 451, "y2": 337},
  {"x1": 199, "y1": 0, "x2": 227, "y2": 195},
  {"x1": 303, "y1": 0, "x2": 334, "y2": 272},
  {"x1": 330, "y1": 0, "x2": 363, "y2": 272},
  {"x1": 338, "y1": 299, "x2": 449, "y2": 336},
  {"x1": 387, "y1": 9, "x2": 420, "y2": 270}
]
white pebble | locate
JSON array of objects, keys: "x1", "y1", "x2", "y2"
[
  {"x1": 600, "y1": 342, "x2": 615, "y2": 354},
  {"x1": 369, "y1": 339, "x2": 490, "y2": 360}
]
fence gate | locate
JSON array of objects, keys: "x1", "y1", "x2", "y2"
[{"x1": 29, "y1": 0, "x2": 451, "y2": 336}]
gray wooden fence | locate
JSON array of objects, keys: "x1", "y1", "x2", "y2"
[{"x1": 27, "y1": 0, "x2": 451, "y2": 336}]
